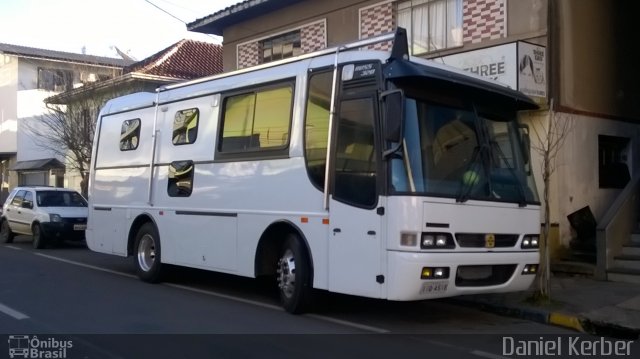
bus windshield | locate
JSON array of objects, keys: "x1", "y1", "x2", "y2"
[{"x1": 389, "y1": 86, "x2": 539, "y2": 205}]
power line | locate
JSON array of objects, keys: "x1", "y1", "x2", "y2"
[
  {"x1": 142, "y1": 0, "x2": 222, "y2": 42},
  {"x1": 143, "y1": 0, "x2": 187, "y2": 24}
]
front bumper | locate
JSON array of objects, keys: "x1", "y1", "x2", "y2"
[
  {"x1": 41, "y1": 221, "x2": 87, "y2": 240},
  {"x1": 386, "y1": 250, "x2": 539, "y2": 301}
]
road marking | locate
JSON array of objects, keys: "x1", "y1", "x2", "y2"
[
  {"x1": 34, "y1": 253, "x2": 391, "y2": 334},
  {"x1": 5, "y1": 245, "x2": 22, "y2": 250},
  {"x1": 471, "y1": 350, "x2": 509, "y2": 359},
  {"x1": 306, "y1": 314, "x2": 389, "y2": 333},
  {"x1": 0, "y1": 302, "x2": 29, "y2": 320},
  {"x1": 34, "y1": 253, "x2": 136, "y2": 279},
  {"x1": 163, "y1": 283, "x2": 283, "y2": 311}
]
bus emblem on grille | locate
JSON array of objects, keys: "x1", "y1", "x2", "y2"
[{"x1": 485, "y1": 234, "x2": 495, "y2": 248}]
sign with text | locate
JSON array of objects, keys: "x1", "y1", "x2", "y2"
[
  {"x1": 435, "y1": 41, "x2": 547, "y2": 99},
  {"x1": 517, "y1": 41, "x2": 547, "y2": 98}
]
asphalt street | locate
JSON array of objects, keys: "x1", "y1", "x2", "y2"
[{"x1": 0, "y1": 235, "x2": 576, "y2": 358}]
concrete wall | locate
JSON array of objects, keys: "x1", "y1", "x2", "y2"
[{"x1": 555, "y1": 0, "x2": 640, "y2": 120}]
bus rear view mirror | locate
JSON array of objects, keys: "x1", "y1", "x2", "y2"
[
  {"x1": 381, "y1": 89, "x2": 404, "y2": 143},
  {"x1": 518, "y1": 124, "x2": 531, "y2": 165}
]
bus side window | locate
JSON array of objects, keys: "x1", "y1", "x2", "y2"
[
  {"x1": 120, "y1": 119, "x2": 141, "y2": 151},
  {"x1": 304, "y1": 70, "x2": 333, "y2": 191},
  {"x1": 219, "y1": 83, "x2": 293, "y2": 154},
  {"x1": 168, "y1": 160, "x2": 194, "y2": 197},
  {"x1": 173, "y1": 108, "x2": 199, "y2": 145}
]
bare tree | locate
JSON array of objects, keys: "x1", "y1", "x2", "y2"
[
  {"x1": 529, "y1": 99, "x2": 574, "y2": 300},
  {"x1": 24, "y1": 96, "x2": 103, "y2": 197}
]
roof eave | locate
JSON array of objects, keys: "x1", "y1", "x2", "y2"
[
  {"x1": 187, "y1": 0, "x2": 305, "y2": 36},
  {"x1": 45, "y1": 73, "x2": 179, "y2": 104}
]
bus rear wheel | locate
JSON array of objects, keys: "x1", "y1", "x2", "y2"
[
  {"x1": 277, "y1": 234, "x2": 312, "y2": 314},
  {"x1": 134, "y1": 223, "x2": 164, "y2": 283}
]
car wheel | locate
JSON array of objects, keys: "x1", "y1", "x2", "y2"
[
  {"x1": 134, "y1": 222, "x2": 164, "y2": 283},
  {"x1": 1, "y1": 219, "x2": 15, "y2": 243},
  {"x1": 32, "y1": 224, "x2": 47, "y2": 249},
  {"x1": 277, "y1": 234, "x2": 312, "y2": 314}
]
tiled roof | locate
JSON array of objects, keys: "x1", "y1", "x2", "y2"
[
  {"x1": 124, "y1": 39, "x2": 223, "y2": 79},
  {"x1": 0, "y1": 43, "x2": 133, "y2": 68},
  {"x1": 187, "y1": 0, "x2": 305, "y2": 36}
]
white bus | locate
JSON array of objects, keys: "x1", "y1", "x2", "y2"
[{"x1": 87, "y1": 29, "x2": 541, "y2": 313}]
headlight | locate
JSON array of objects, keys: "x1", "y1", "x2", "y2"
[
  {"x1": 421, "y1": 266, "x2": 450, "y2": 279},
  {"x1": 400, "y1": 232, "x2": 417, "y2": 247},
  {"x1": 421, "y1": 233, "x2": 455, "y2": 249},
  {"x1": 521, "y1": 235, "x2": 540, "y2": 249},
  {"x1": 50, "y1": 214, "x2": 62, "y2": 222},
  {"x1": 522, "y1": 264, "x2": 538, "y2": 275}
]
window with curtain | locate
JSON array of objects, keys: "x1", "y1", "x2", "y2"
[
  {"x1": 397, "y1": 0, "x2": 463, "y2": 55},
  {"x1": 219, "y1": 84, "x2": 293, "y2": 153},
  {"x1": 260, "y1": 31, "x2": 302, "y2": 64}
]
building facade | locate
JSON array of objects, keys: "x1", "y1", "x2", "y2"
[
  {"x1": 187, "y1": 0, "x2": 640, "y2": 279},
  {"x1": 0, "y1": 44, "x2": 132, "y2": 203},
  {"x1": 45, "y1": 39, "x2": 224, "y2": 195}
]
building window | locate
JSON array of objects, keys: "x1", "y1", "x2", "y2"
[
  {"x1": 260, "y1": 31, "x2": 302, "y2": 64},
  {"x1": 219, "y1": 83, "x2": 293, "y2": 153},
  {"x1": 397, "y1": 0, "x2": 463, "y2": 55},
  {"x1": 120, "y1": 119, "x2": 141, "y2": 151},
  {"x1": 599, "y1": 135, "x2": 631, "y2": 189},
  {"x1": 37, "y1": 68, "x2": 73, "y2": 92},
  {"x1": 173, "y1": 108, "x2": 199, "y2": 145}
]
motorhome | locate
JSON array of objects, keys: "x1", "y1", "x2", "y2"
[{"x1": 87, "y1": 28, "x2": 540, "y2": 313}]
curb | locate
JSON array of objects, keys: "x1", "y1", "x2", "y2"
[{"x1": 450, "y1": 298, "x2": 640, "y2": 339}]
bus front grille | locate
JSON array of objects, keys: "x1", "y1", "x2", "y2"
[
  {"x1": 455, "y1": 264, "x2": 517, "y2": 287},
  {"x1": 455, "y1": 233, "x2": 519, "y2": 248}
]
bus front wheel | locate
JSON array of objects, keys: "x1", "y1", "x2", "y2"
[
  {"x1": 277, "y1": 234, "x2": 312, "y2": 314},
  {"x1": 134, "y1": 223, "x2": 164, "y2": 283}
]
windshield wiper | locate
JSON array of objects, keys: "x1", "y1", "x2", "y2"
[
  {"x1": 488, "y1": 139, "x2": 528, "y2": 207},
  {"x1": 456, "y1": 143, "x2": 491, "y2": 203}
]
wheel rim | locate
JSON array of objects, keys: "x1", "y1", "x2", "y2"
[
  {"x1": 137, "y1": 234, "x2": 156, "y2": 272},
  {"x1": 277, "y1": 248, "x2": 296, "y2": 299}
]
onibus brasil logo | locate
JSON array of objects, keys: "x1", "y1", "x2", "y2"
[{"x1": 8, "y1": 335, "x2": 73, "y2": 359}]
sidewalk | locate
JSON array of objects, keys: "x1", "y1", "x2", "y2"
[{"x1": 451, "y1": 274, "x2": 640, "y2": 339}]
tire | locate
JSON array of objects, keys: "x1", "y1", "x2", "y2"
[
  {"x1": 277, "y1": 234, "x2": 312, "y2": 314},
  {"x1": 1, "y1": 219, "x2": 15, "y2": 244},
  {"x1": 134, "y1": 223, "x2": 164, "y2": 283},
  {"x1": 32, "y1": 224, "x2": 47, "y2": 249}
]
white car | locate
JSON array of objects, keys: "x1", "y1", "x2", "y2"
[{"x1": 0, "y1": 186, "x2": 88, "y2": 249}]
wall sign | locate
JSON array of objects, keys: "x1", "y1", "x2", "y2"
[{"x1": 435, "y1": 41, "x2": 547, "y2": 99}]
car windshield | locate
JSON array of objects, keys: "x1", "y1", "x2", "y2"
[
  {"x1": 36, "y1": 191, "x2": 87, "y2": 207},
  {"x1": 389, "y1": 86, "x2": 539, "y2": 205}
]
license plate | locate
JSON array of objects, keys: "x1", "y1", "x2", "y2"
[
  {"x1": 74, "y1": 224, "x2": 87, "y2": 231},
  {"x1": 420, "y1": 281, "x2": 449, "y2": 295}
]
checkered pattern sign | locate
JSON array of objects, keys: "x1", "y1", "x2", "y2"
[
  {"x1": 301, "y1": 22, "x2": 326, "y2": 53},
  {"x1": 237, "y1": 42, "x2": 259, "y2": 69},
  {"x1": 463, "y1": 0, "x2": 505, "y2": 44},
  {"x1": 360, "y1": 2, "x2": 394, "y2": 50}
]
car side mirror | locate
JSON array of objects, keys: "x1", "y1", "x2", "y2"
[{"x1": 22, "y1": 201, "x2": 33, "y2": 209}]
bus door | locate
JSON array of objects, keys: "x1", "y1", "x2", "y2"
[{"x1": 328, "y1": 94, "x2": 384, "y2": 298}]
